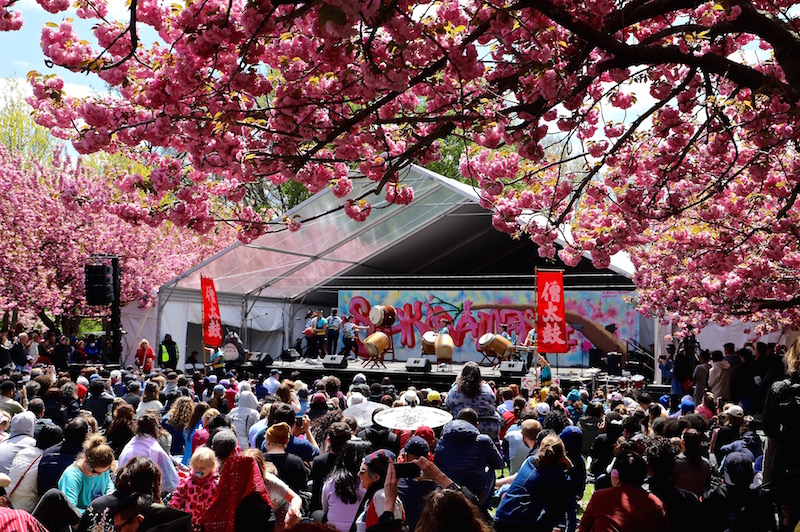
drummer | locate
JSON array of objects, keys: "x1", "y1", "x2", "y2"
[
  {"x1": 499, "y1": 324, "x2": 512, "y2": 341},
  {"x1": 311, "y1": 309, "x2": 327, "y2": 359},
  {"x1": 439, "y1": 318, "x2": 452, "y2": 335},
  {"x1": 339, "y1": 315, "x2": 369, "y2": 361},
  {"x1": 326, "y1": 308, "x2": 343, "y2": 358},
  {"x1": 521, "y1": 326, "x2": 537, "y2": 370}
]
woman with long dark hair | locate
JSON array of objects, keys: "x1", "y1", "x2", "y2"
[
  {"x1": 117, "y1": 410, "x2": 181, "y2": 492},
  {"x1": 183, "y1": 402, "x2": 209, "y2": 464},
  {"x1": 136, "y1": 382, "x2": 163, "y2": 418},
  {"x1": 322, "y1": 440, "x2": 370, "y2": 532},
  {"x1": 105, "y1": 403, "x2": 137, "y2": 458},
  {"x1": 351, "y1": 449, "x2": 403, "y2": 532},
  {"x1": 444, "y1": 362, "x2": 501, "y2": 441}
]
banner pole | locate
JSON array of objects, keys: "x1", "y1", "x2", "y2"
[{"x1": 534, "y1": 267, "x2": 540, "y2": 386}]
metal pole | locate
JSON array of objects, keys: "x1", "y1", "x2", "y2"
[{"x1": 111, "y1": 256, "x2": 122, "y2": 363}]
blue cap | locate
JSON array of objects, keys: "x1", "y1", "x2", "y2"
[{"x1": 680, "y1": 398, "x2": 695, "y2": 412}]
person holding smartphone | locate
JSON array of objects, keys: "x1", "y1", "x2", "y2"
[{"x1": 395, "y1": 437, "x2": 434, "y2": 530}]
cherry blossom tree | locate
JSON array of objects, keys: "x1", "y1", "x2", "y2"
[
  {"x1": 3, "y1": 0, "x2": 800, "y2": 330},
  {"x1": 0, "y1": 145, "x2": 229, "y2": 333}
]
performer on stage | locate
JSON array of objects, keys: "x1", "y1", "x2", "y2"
[
  {"x1": 499, "y1": 324, "x2": 511, "y2": 341},
  {"x1": 538, "y1": 353, "x2": 552, "y2": 387},
  {"x1": 439, "y1": 318, "x2": 452, "y2": 335},
  {"x1": 521, "y1": 326, "x2": 537, "y2": 370},
  {"x1": 205, "y1": 346, "x2": 225, "y2": 378},
  {"x1": 326, "y1": 308, "x2": 343, "y2": 357},
  {"x1": 310, "y1": 309, "x2": 327, "y2": 360},
  {"x1": 338, "y1": 315, "x2": 369, "y2": 360}
]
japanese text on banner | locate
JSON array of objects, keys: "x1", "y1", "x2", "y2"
[
  {"x1": 537, "y1": 271, "x2": 568, "y2": 353},
  {"x1": 201, "y1": 276, "x2": 223, "y2": 347}
]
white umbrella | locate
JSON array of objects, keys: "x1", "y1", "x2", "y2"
[
  {"x1": 373, "y1": 405, "x2": 452, "y2": 431},
  {"x1": 342, "y1": 401, "x2": 387, "y2": 429}
]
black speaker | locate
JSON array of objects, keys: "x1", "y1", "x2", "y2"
[
  {"x1": 589, "y1": 348, "x2": 603, "y2": 368},
  {"x1": 85, "y1": 264, "x2": 114, "y2": 305},
  {"x1": 322, "y1": 354, "x2": 348, "y2": 369},
  {"x1": 281, "y1": 348, "x2": 301, "y2": 362},
  {"x1": 405, "y1": 358, "x2": 431, "y2": 373},
  {"x1": 248, "y1": 352, "x2": 273, "y2": 371},
  {"x1": 499, "y1": 361, "x2": 525, "y2": 377}
]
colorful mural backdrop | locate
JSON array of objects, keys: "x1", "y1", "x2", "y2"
[{"x1": 338, "y1": 290, "x2": 639, "y2": 366}]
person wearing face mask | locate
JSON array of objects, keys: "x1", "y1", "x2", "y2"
[{"x1": 170, "y1": 447, "x2": 219, "y2": 528}]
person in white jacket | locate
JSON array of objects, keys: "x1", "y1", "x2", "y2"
[
  {"x1": 7, "y1": 425, "x2": 64, "y2": 512},
  {"x1": 228, "y1": 384, "x2": 260, "y2": 450},
  {"x1": 708, "y1": 350, "x2": 732, "y2": 404}
]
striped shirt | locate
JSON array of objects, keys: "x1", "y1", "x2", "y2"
[{"x1": 0, "y1": 506, "x2": 48, "y2": 532}]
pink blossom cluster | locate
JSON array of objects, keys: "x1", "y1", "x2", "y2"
[
  {"x1": 0, "y1": 0, "x2": 23, "y2": 30},
  {"x1": 35, "y1": 0, "x2": 69, "y2": 14},
  {"x1": 0, "y1": 145, "x2": 230, "y2": 319},
  {"x1": 41, "y1": 20, "x2": 95, "y2": 69},
  {"x1": 384, "y1": 183, "x2": 414, "y2": 205},
  {"x1": 331, "y1": 176, "x2": 353, "y2": 198},
  {"x1": 345, "y1": 200, "x2": 372, "y2": 222}
]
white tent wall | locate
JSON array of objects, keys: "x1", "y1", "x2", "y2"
[
  {"x1": 120, "y1": 303, "x2": 158, "y2": 367},
  {"x1": 154, "y1": 287, "x2": 289, "y2": 370}
]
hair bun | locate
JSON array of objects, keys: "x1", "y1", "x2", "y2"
[{"x1": 85, "y1": 434, "x2": 106, "y2": 449}]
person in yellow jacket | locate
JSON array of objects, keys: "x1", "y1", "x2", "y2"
[{"x1": 159, "y1": 333, "x2": 179, "y2": 370}]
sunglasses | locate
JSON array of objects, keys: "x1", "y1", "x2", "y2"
[
  {"x1": 87, "y1": 461, "x2": 106, "y2": 476},
  {"x1": 115, "y1": 513, "x2": 141, "y2": 530}
]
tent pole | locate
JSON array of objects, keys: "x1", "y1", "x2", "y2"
[{"x1": 241, "y1": 294, "x2": 249, "y2": 349}]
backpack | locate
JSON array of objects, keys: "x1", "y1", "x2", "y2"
[{"x1": 775, "y1": 379, "x2": 800, "y2": 439}]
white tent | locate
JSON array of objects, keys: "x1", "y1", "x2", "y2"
[{"x1": 124, "y1": 165, "x2": 640, "y2": 369}]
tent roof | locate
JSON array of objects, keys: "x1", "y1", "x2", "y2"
[{"x1": 165, "y1": 165, "x2": 635, "y2": 300}]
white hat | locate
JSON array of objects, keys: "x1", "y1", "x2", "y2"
[
  {"x1": 347, "y1": 392, "x2": 366, "y2": 408},
  {"x1": 724, "y1": 404, "x2": 745, "y2": 418},
  {"x1": 402, "y1": 391, "x2": 419, "y2": 406},
  {"x1": 535, "y1": 402, "x2": 550, "y2": 416}
]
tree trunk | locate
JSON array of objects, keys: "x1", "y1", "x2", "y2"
[
  {"x1": 38, "y1": 310, "x2": 59, "y2": 334},
  {"x1": 61, "y1": 317, "x2": 81, "y2": 337}
]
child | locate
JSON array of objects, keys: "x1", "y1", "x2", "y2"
[{"x1": 170, "y1": 447, "x2": 219, "y2": 529}]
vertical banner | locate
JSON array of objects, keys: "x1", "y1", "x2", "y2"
[
  {"x1": 201, "y1": 276, "x2": 223, "y2": 347},
  {"x1": 537, "y1": 270, "x2": 568, "y2": 353}
]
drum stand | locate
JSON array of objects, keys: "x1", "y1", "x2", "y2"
[
  {"x1": 362, "y1": 326, "x2": 395, "y2": 369},
  {"x1": 379, "y1": 326, "x2": 396, "y2": 362},
  {"x1": 478, "y1": 348, "x2": 499, "y2": 367}
]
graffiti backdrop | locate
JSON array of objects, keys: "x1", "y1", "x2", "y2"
[{"x1": 339, "y1": 290, "x2": 638, "y2": 366}]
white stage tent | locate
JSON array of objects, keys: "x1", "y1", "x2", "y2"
[{"x1": 124, "y1": 165, "x2": 651, "y2": 370}]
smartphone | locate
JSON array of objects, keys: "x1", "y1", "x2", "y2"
[{"x1": 393, "y1": 463, "x2": 421, "y2": 479}]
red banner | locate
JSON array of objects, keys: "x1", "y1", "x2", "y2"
[
  {"x1": 537, "y1": 270, "x2": 568, "y2": 353},
  {"x1": 201, "y1": 276, "x2": 223, "y2": 347}
]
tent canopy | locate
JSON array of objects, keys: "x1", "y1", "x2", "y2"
[{"x1": 166, "y1": 165, "x2": 635, "y2": 302}]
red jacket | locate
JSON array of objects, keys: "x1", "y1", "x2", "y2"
[{"x1": 136, "y1": 346, "x2": 156, "y2": 372}]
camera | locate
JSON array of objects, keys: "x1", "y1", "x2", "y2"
[{"x1": 393, "y1": 463, "x2": 422, "y2": 479}]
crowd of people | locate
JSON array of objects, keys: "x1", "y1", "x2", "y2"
[{"x1": 0, "y1": 325, "x2": 798, "y2": 532}]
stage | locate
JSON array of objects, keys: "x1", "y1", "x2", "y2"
[{"x1": 260, "y1": 356, "x2": 630, "y2": 394}]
